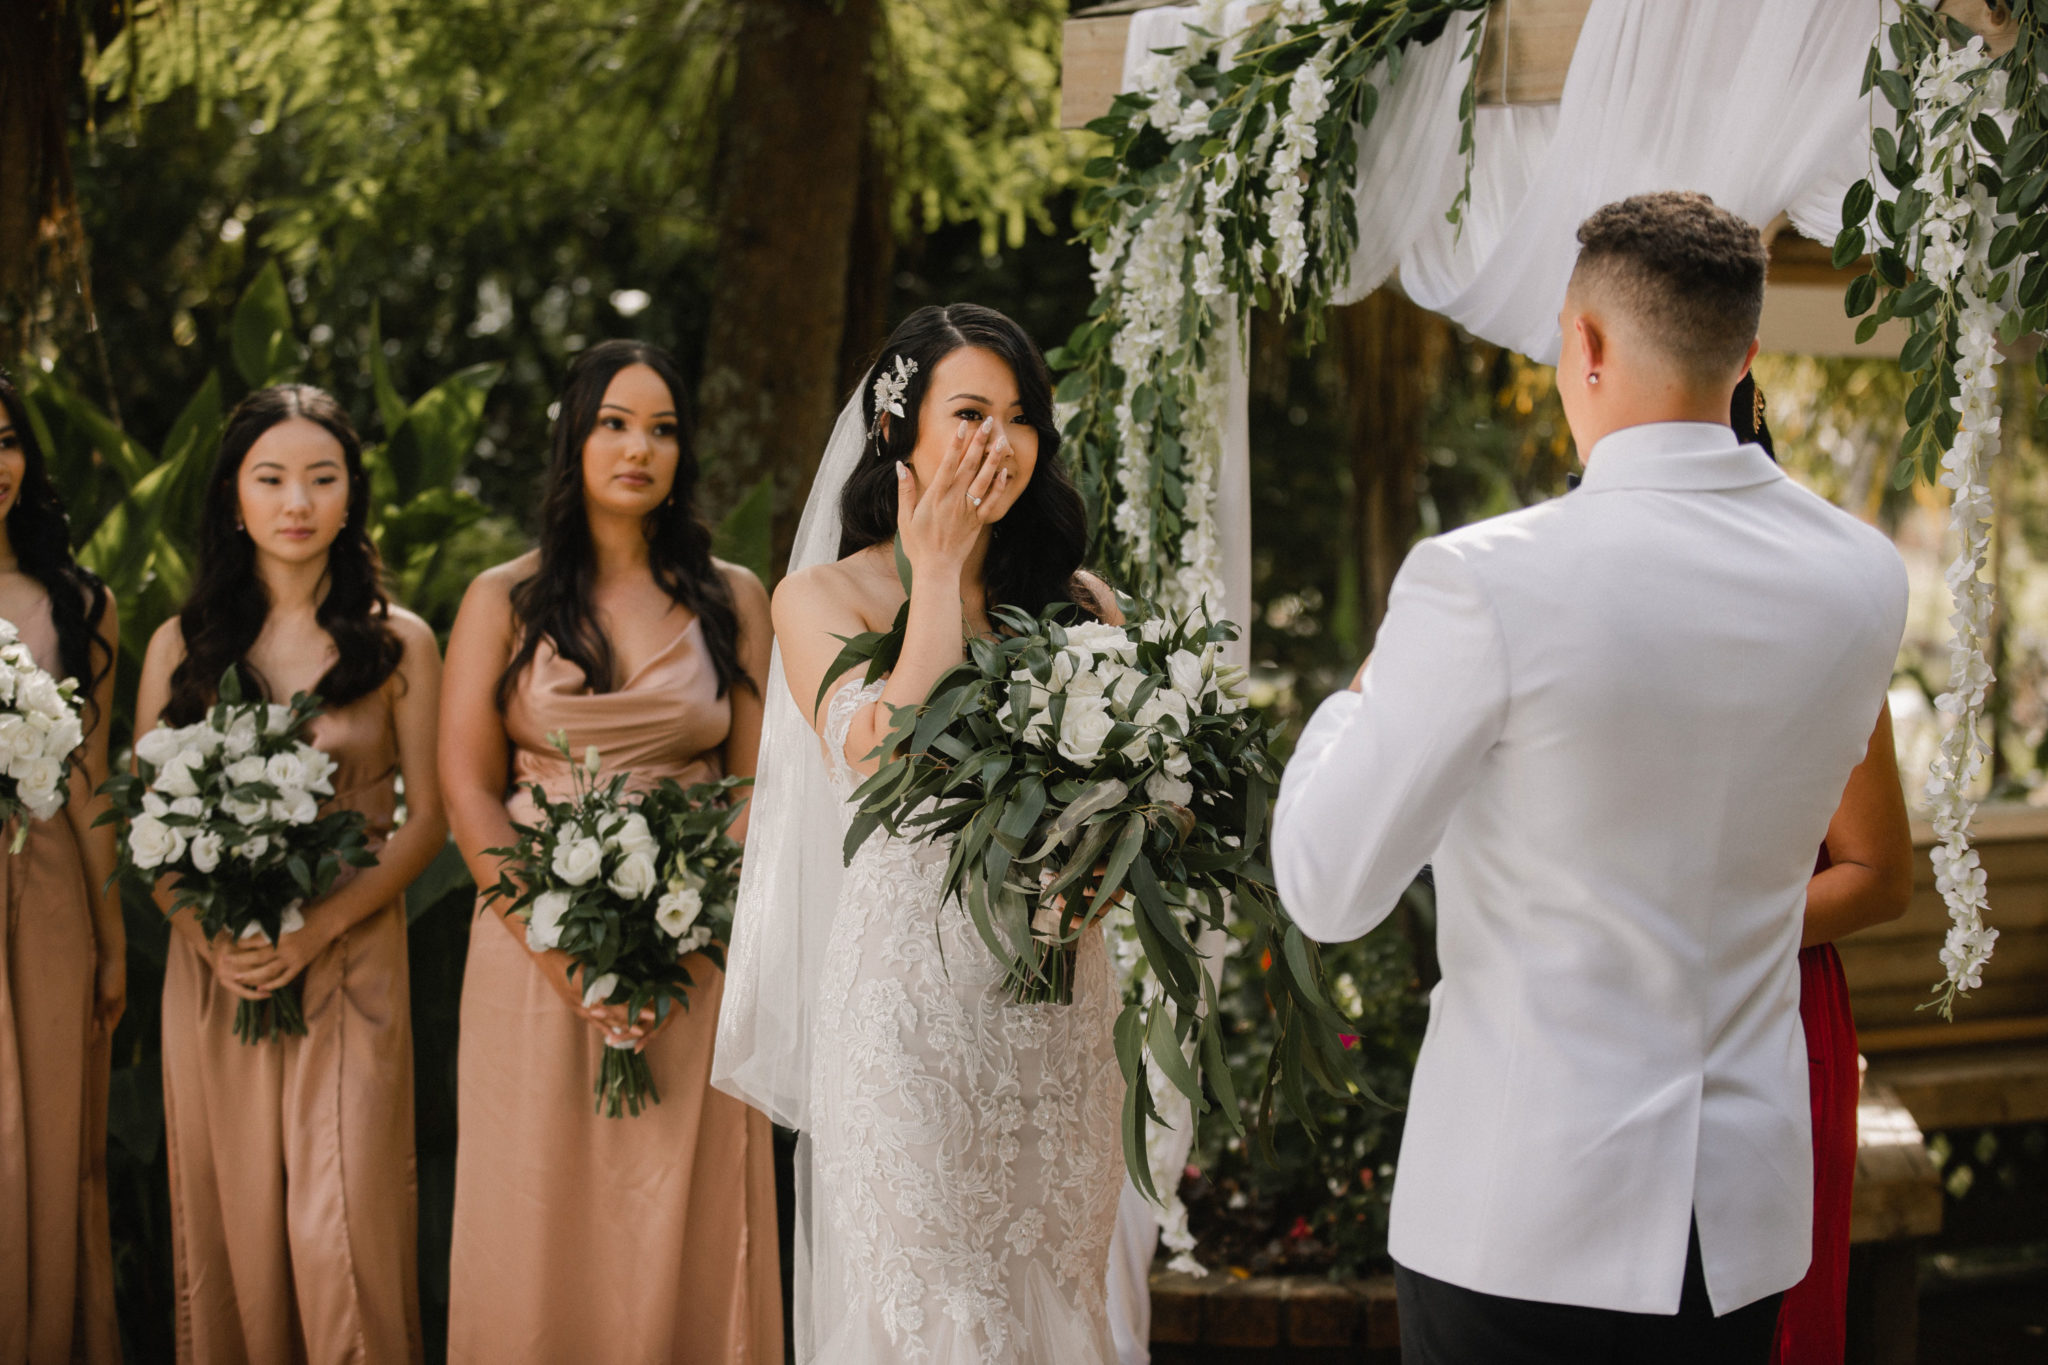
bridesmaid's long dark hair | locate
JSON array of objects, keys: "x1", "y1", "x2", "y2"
[
  {"x1": 0, "y1": 374, "x2": 112, "y2": 728},
  {"x1": 496, "y1": 340, "x2": 745, "y2": 708},
  {"x1": 164, "y1": 385, "x2": 402, "y2": 726},
  {"x1": 838, "y1": 303, "x2": 1090, "y2": 613}
]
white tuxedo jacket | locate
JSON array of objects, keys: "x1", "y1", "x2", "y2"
[{"x1": 1274, "y1": 421, "x2": 1908, "y2": 1316}]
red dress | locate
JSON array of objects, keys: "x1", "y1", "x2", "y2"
[{"x1": 1772, "y1": 933, "x2": 1859, "y2": 1363}]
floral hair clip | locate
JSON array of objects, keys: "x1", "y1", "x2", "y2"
[{"x1": 870, "y1": 354, "x2": 917, "y2": 438}]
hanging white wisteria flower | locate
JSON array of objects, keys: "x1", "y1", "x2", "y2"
[
  {"x1": 1053, "y1": 0, "x2": 1489, "y2": 610},
  {"x1": 1840, "y1": 9, "x2": 2048, "y2": 1017}
]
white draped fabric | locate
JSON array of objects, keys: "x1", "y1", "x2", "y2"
[{"x1": 1103, "y1": 1, "x2": 1891, "y2": 1356}]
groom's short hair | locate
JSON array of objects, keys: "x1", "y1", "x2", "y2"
[{"x1": 1570, "y1": 191, "x2": 1767, "y2": 386}]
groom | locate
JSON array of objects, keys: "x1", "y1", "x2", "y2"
[{"x1": 1273, "y1": 191, "x2": 1907, "y2": 1363}]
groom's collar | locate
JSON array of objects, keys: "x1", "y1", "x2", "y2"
[{"x1": 1576, "y1": 421, "x2": 1784, "y2": 495}]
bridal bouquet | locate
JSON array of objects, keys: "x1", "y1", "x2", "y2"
[
  {"x1": 486, "y1": 734, "x2": 747, "y2": 1118},
  {"x1": 833, "y1": 591, "x2": 1371, "y2": 1194},
  {"x1": 0, "y1": 617, "x2": 85, "y2": 851},
  {"x1": 104, "y1": 670, "x2": 375, "y2": 1043}
]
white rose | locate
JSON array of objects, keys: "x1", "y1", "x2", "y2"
[
  {"x1": 1064, "y1": 620, "x2": 1138, "y2": 664},
  {"x1": 1048, "y1": 651, "x2": 1077, "y2": 693},
  {"x1": 526, "y1": 890, "x2": 571, "y2": 951},
  {"x1": 169, "y1": 795, "x2": 205, "y2": 819},
  {"x1": 608, "y1": 850, "x2": 659, "y2": 901},
  {"x1": 0, "y1": 716, "x2": 38, "y2": 765},
  {"x1": 236, "y1": 834, "x2": 270, "y2": 862},
  {"x1": 1139, "y1": 616, "x2": 1170, "y2": 644},
  {"x1": 299, "y1": 746, "x2": 339, "y2": 795},
  {"x1": 552, "y1": 836, "x2": 605, "y2": 887},
  {"x1": 655, "y1": 885, "x2": 704, "y2": 939},
  {"x1": 1103, "y1": 664, "x2": 1147, "y2": 712},
  {"x1": 225, "y1": 754, "x2": 268, "y2": 787},
  {"x1": 19, "y1": 773, "x2": 61, "y2": 819},
  {"x1": 1056, "y1": 695, "x2": 1116, "y2": 765},
  {"x1": 156, "y1": 752, "x2": 203, "y2": 799},
  {"x1": 45, "y1": 715, "x2": 82, "y2": 757},
  {"x1": 186, "y1": 726, "x2": 223, "y2": 758},
  {"x1": 280, "y1": 904, "x2": 305, "y2": 937},
  {"x1": 265, "y1": 751, "x2": 309, "y2": 791},
  {"x1": 1065, "y1": 663, "x2": 1107, "y2": 699},
  {"x1": 222, "y1": 794, "x2": 269, "y2": 825},
  {"x1": 273, "y1": 789, "x2": 320, "y2": 826},
  {"x1": 1166, "y1": 648, "x2": 1211, "y2": 703},
  {"x1": 189, "y1": 831, "x2": 225, "y2": 873},
  {"x1": 1146, "y1": 772, "x2": 1195, "y2": 807},
  {"x1": 0, "y1": 619, "x2": 17, "y2": 646},
  {"x1": 134, "y1": 726, "x2": 185, "y2": 768},
  {"x1": 17, "y1": 672, "x2": 64, "y2": 720},
  {"x1": 683, "y1": 925, "x2": 714, "y2": 954},
  {"x1": 264, "y1": 704, "x2": 295, "y2": 737},
  {"x1": 141, "y1": 792, "x2": 168, "y2": 818},
  {"x1": 581, "y1": 972, "x2": 620, "y2": 1009},
  {"x1": 222, "y1": 713, "x2": 259, "y2": 758},
  {"x1": 612, "y1": 812, "x2": 658, "y2": 860},
  {"x1": 1135, "y1": 687, "x2": 1191, "y2": 736},
  {"x1": 128, "y1": 815, "x2": 184, "y2": 870},
  {"x1": 1164, "y1": 747, "x2": 1193, "y2": 779},
  {"x1": 0, "y1": 667, "x2": 16, "y2": 704}
]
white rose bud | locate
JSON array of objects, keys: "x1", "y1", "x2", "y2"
[
  {"x1": 1064, "y1": 620, "x2": 1139, "y2": 663},
  {"x1": 222, "y1": 713, "x2": 259, "y2": 758},
  {"x1": 264, "y1": 704, "x2": 295, "y2": 737},
  {"x1": 169, "y1": 795, "x2": 205, "y2": 819},
  {"x1": 46, "y1": 715, "x2": 82, "y2": 757},
  {"x1": 17, "y1": 672, "x2": 63, "y2": 720},
  {"x1": 225, "y1": 754, "x2": 268, "y2": 787},
  {"x1": 656, "y1": 886, "x2": 704, "y2": 939},
  {"x1": 299, "y1": 745, "x2": 339, "y2": 795},
  {"x1": 189, "y1": 831, "x2": 225, "y2": 873},
  {"x1": 128, "y1": 816, "x2": 184, "y2": 870},
  {"x1": 1139, "y1": 616, "x2": 1170, "y2": 644},
  {"x1": 274, "y1": 789, "x2": 320, "y2": 826},
  {"x1": 552, "y1": 836, "x2": 605, "y2": 887},
  {"x1": 156, "y1": 753, "x2": 203, "y2": 799},
  {"x1": 608, "y1": 850, "x2": 659, "y2": 901},
  {"x1": 1166, "y1": 648, "x2": 1209, "y2": 703},
  {"x1": 1056, "y1": 695, "x2": 1117, "y2": 765},
  {"x1": 237, "y1": 834, "x2": 271, "y2": 862},
  {"x1": 526, "y1": 890, "x2": 571, "y2": 951}
]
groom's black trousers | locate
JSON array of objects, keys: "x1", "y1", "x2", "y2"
[{"x1": 1395, "y1": 1223, "x2": 1783, "y2": 1365}]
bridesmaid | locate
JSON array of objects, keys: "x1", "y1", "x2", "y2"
[
  {"x1": 134, "y1": 384, "x2": 444, "y2": 1365},
  {"x1": 1731, "y1": 378, "x2": 1915, "y2": 1364},
  {"x1": 0, "y1": 374, "x2": 121, "y2": 1363},
  {"x1": 441, "y1": 340, "x2": 780, "y2": 1364}
]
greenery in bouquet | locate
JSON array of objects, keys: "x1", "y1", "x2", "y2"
[
  {"x1": 485, "y1": 733, "x2": 747, "y2": 1118},
  {"x1": 834, "y1": 589, "x2": 1383, "y2": 1197},
  {"x1": 1188, "y1": 905, "x2": 1430, "y2": 1278},
  {"x1": 102, "y1": 669, "x2": 375, "y2": 1043},
  {"x1": 0, "y1": 616, "x2": 86, "y2": 851}
]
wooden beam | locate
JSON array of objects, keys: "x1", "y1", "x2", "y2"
[{"x1": 1061, "y1": 0, "x2": 2015, "y2": 130}]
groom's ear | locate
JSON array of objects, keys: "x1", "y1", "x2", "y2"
[{"x1": 1575, "y1": 311, "x2": 1607, "y2": 376}]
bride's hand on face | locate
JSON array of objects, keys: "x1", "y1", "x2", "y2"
[{"x1": 896, "y1": 415, "x2": 1008, "y2": 576}]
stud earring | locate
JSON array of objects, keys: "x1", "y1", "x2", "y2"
[{"x1": 1587, "y1": 372, "x2": 1601, "y2": 386}]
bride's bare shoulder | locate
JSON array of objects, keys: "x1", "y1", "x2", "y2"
[{"x1": 772, "y1": 549, "x2": 894, "y2": 633}]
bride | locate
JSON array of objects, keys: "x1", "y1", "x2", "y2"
[{"x1": 714, "y1": 303, "x2": 1126, "y2": 1363}]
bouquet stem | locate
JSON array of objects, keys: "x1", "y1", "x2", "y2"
[
  {"x1": 596, "y1": 1038, "x2": 660, "y2": 1118},
  {"x1": 233, "y1": 982, "x2": 307, "y2": 1045},
  {"x1": 1004, "y1": 938, "x2": 1077, "y2": 1006}
]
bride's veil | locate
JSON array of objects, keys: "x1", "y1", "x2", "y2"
[{"x1": 712, "y1": 390, "x2": 869, "y2": 1129}]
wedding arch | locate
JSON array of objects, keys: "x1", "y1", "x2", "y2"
[{"x1": 1054, "y1": 0, "x2": 2045, "y2": 1018}]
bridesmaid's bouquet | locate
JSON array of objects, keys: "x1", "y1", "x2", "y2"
[
  {"x1": 486, "y1": 734, "x2": 747, "y2": 1118},
  {"x1": 832, "y1": 589, "x2": 1372, "y2": 1195},
  {"x1": 0, "y1": 617, "x2": 85, "y2": 851},
  {"x1": 104, "y1": 670, "x2": 375, "y2": 1043}
]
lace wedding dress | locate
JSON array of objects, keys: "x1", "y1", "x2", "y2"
[{"x1": 804, "y1": 678, "x2": 1126, "y2": 1365}]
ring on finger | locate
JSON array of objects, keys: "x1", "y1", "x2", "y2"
[{"x1": 967, "y1": 492, "x2": 983, "y2": 508}]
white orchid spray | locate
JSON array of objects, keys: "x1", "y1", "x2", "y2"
[
  {"x1": 104, "y1": 670, "x2": 373, "y2": 1043},
  {"x1": 826, "y1": 581, "x2": 1381, "y2": 1199},
  {"x1": 485, "y1": 734, "x2": 747, "y2": 1117},
  {"x1": 0, "y1": 616, "x2": 86, "y2": 851}
]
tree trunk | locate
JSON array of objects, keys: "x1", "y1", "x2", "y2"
[
  {"x1": 696, "y1": 0, "x2": 881, "y2": 574},
  {"x1": 1335, "y1": 289, "x2": 1450, "y2": 642},
  {"x1": 836, "y1": 112, "x2": 896, "y2": 403},
  {"x1": 0, "y1": 0, "x2": 84, "y2": 363}
]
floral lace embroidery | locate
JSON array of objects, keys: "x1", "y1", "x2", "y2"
[{"x1": 810, "y1": 679, "x2": 1124, "y2": 1362}]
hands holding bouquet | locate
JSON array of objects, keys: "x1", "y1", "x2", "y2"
[
  {"x1": 486, "y1": 733, "x2": 747, "y2": 1118},
  {"x1": 836, "y1": 594, "x2": 1379, "y2": 1195},
  {"x1": 103, "y1": 669, "x2": 375, "y2": 1043}
]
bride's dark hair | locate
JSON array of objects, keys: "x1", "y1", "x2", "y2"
[
  {"x1": 838, "y1": 304, "x2": 1090, "y2": 612},
  {"x1": 0, "y1": 374, "x2": 112, "y2": 729},
  {"x1": 496, "y1": 340, "x2": 745, "y2": 708},
  {"x1": 165, "y1": 384, "x2": 402, "y2": 726}
]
